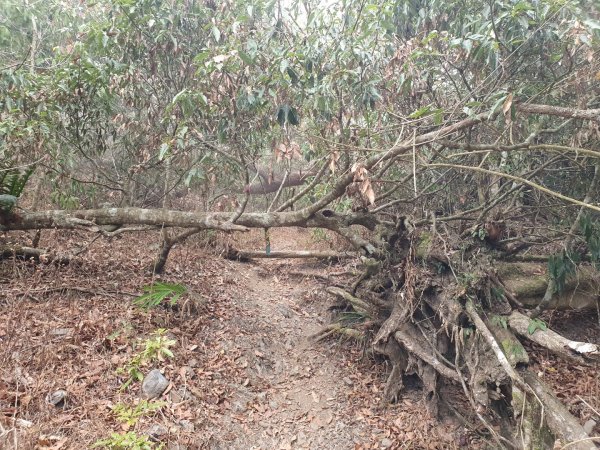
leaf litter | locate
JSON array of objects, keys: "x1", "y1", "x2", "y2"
[{"x1": 0, "y1": 228, "x2": 597, "y2": 449}]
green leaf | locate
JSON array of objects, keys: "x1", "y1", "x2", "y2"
[
  {"x1": 488, "y1": 94, "x2": 507, "y2": 119},
  {"x1": 212, "y1": 26, "x2": 221, "y2": 42},
  {"x1": 238, "y1": 50, "x2": 254, "y2": 65},
  {"x1": 527, "y1": 318, "x2": 547, "y2": 335},
  {"x1": 134, "y1": 282, "x2": 187, "y2": 310},
  {"x1": 159, "y1": 143, "x2": 170, "y2": 160},
  {"x1": 279, "y1": 59, "x2": 289, "y2": 74},
  {"x1": 490, "y1": 315, "x2": 508, "y2": 330},
  {"x1": 409, "y1": 105, "x2": 432, "y2": 119},
  {"x1": 288, "y1": 107, "x2": 300, "y2": 125},
  {"x1": 194, "y1": 50, "x2": 211, "y2": 64},
  {"x1": 276, "y1": 104, "x2": 300, "y2": 126},
  {"x1": 286, "y1": 67, "x2": 299, "y2": 84}
]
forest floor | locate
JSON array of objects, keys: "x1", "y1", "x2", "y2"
[{"x1": 0, "y1": 227, "x2": 599, "y2": 449}]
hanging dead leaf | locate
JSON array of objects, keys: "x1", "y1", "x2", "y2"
[
  {"x1": 289, "y1": 141, "x2": 302, "y2": 159},
  {"x1": 329, "y1": 151, "x2": 340, "y2": 173},
  {"x1": 502, "y1": 93, "x2": 513, "y2": 116},
  {"x1": 365, "y1": 185, "x2": 375, "y2": 205},
  {"x1": 351, "y1": 163, "x2": 369, "y2": 181},
  {"x1": 274, "y1": 143, "x2": 287, "y2": 163}
]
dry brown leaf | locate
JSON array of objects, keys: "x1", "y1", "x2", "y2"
[
  {"x1": 289, "y1": 141, "x2": 301, "y2": 159},
  {"x1": 502, "y1": 93, "x2": 513, "y2": 116},
  {"x1": 365, "y1": 186, "x2": 375, "y2": 205},
  {"x1": 329, "y1": 151, "x2": 340, "y2": 173}
]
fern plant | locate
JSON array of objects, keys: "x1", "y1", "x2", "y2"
[
  {"x1": 116, "y1": 329, "x2": 176, "y2": 390},
  {"x1": 92, "y1": 431, "x2": 161, "y2": 450},
  {"x1": 0, "y1": 166, "x2": 34, "y2": 214},
  {"x1": 134, "y1": 282, "x2": 187, "y2": 310},
  {"x1": 112, "y1": 400, "x2": 165, "y2": 428},
  {"x1": 0, "y1": 166, "x2": 34, "y2": 197}
]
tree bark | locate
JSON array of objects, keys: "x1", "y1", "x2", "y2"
[
  {"x1": 4, "y1": 207, "x2": 380, "y2": 234},
  {"x1": 516, "y1": 103, "x2": 600, "y2": 123}
]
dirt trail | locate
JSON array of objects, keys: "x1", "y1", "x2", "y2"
[{"x1": 209, "y1": 231, "x2": 371, "y2": 449}]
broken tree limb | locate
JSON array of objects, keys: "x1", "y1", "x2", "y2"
[
  {"x1": 0, "y1": 245, "x2": 71, "y2": 265},
  {"x1": 508, "y1": 311, "x2": 599, "y2": 363},
  {"x1": 496, "y1": 262, "x2": 600, "y2": 310},
  {"x1": 244, "y1": 167, "x2": 318, "y2": 195},
  {"x1": 4, "y1": 208, "x2": 251, "y2": 232},
  {"x1": 516, "y1": 103, "x2": 600, "y2": 123},
  {"x1": 151, "y1": 227, "x2": 202, "y2": 274},
  {"x1": 466, "y1": 302, "x2": 597, "y2": 449},
  {"x1": 225, "y1": 249, "x2": 355, "y2": 260},
  {"x1": 276, "y1": 161, "x2": 330, "y2": 212},
  {"x1": 465, "y1": 301, "x2": 532, "y2": 394}
]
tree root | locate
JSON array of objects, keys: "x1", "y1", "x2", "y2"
[
  {"x1": 393, "y1": 325, "x2": 460, "y2": 382},
  {"x1": 326, "y1": 286, "x2": 374, "y2": 316},
  {"x1": 522, "y1": 371, "x2": 596, "y2": 450},
  {"x1": 310, "y1": 323, "x2": 364, "y2": 342}
]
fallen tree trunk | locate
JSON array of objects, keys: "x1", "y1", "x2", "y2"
[{"x1": 3, "y1": 208, "x2": 380, "y2": 234}]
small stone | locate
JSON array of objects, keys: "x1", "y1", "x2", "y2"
[
  {"x1": 15, "y1": 419, "x2": 33, "y2": 428},
  {"x1": 231, "y1": 401, "x2": 247, "y2": 413},
  {"x1": 146, "y1": 424, "x2": 168, "y2": 441},
  {"x1": 46, "y1": 390, "x2": 67, "y2": 408},
  {"x1": 381, "y1": 438, "x2": 393, "y2": 448},
  {"x1": 583, "y1": 419, "x2": 597, "y2": 434},
  {"x1": 141, "y1": 369, "x2": 169, "y2": 399},
  {"x1": 277, "y1": 305, "x2": 293, "y2": 318},
  {"x1": 343, "y1": 377, "x2": 353, "y2": 386},
  {"x1": 188, "y1": 358, "x2": 199, "y2": 368},
  {"x1": 178, "y1": 419, "x2": 195, "y2": 432},
  {"x1": 49, "y1": 328, "x2": 72, "y2": 337}
]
